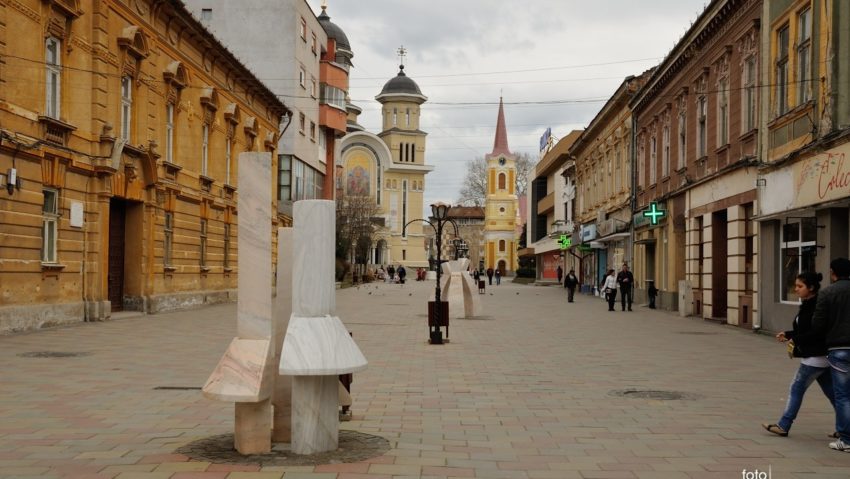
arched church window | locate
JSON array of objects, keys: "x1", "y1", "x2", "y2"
[{"x1": 498, "y1": 173, "x2": 506, "y2": 190}]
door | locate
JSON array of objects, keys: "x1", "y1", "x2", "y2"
[
  {"x1": 108, "y1": 199, "x2": 126, "y2": 311},
  {"x1": 596, "y1": 249, "x2": 608, "y2": 286},
  {"x1": 711, "y1": 210, "x2": 728, "y2": 318}
]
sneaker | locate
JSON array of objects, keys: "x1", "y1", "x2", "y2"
[{"x1": 828, "y1": 438, "x2": 850, "y2": 452}]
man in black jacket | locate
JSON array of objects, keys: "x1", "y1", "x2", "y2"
[
  {"x1": 811, "y1": 257, "x2": 850, "y2": 452},
  {"x1": 616, "y1": 263, "x2": 634, "y2": 311}
]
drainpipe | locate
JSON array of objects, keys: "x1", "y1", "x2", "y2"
[{"x1": 629, "y1": 111, "x2": 638, "y2": 274}]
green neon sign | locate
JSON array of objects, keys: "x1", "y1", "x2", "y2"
[
  {"x1": 643, "y1": 202, "x2": 666, "y2": 225},
  {"x1": 558, "y1": 235, "x2": 571, "y2": 249}
]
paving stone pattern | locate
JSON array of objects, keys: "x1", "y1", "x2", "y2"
[{"x1": 1, "y1": 280, "x2": 848, "y2": 478}]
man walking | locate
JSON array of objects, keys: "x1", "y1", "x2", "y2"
[
  {"x1": 811, "y1": 257, "x2": 850, "y2": 452},
  {"x1": 616, "y1": 263, "x2": 634, "y2": 311},
  {"x1": 557, "y1": 265, "x2": 563, "y2": 285},
  {"x1": 564, "y1": 268, "x2": 579, "y2": 303},
  {"x1": 495, "y1": 268, "x2": 501, "y2": 285},
  {"x1": 486, "y1": 267, "x2": 494, "y2": 285}
]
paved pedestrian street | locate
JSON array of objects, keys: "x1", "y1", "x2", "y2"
[{"x1": 1, "y1": 280, "x2": 848, "y2": 479}]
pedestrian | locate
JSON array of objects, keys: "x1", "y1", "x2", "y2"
[
  {"x1": 616, "y1": 263, "x2": 634, "y2": 311},
  {"x1": 763, "y1": 272, "x2": 835, "y2": 437},
  {"x1": 603, "y1": 268, "x2": 617, "y2": 312},
  {"x1": 486, "y1": 267, "x2": 494, "y2": 285},
  {"x1": 557, "y1": 265, "x2": 563, "y2": 284},
  {"x1": 495, "y1": 268, "x2": 501, "y2": 285},
  {"x1": 397, "y1": 265, "x2": 406, "y2": 284},
  {"x1": 564, "y1": 268, "x2": 579, "y2": 303},
  {"x1": 647, "y1": 282, "x2": 658, "y2": 309},
  {"x1": 811, "y1": 257, "x2": 850, "y2": 452},
  {"x1": 473, "y1": 269, "x2": 480, "y2": 282}
]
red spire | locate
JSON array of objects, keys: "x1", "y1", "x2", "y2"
[{"x1": 491, "y1": 97, "x2": 511, "y2": 156}]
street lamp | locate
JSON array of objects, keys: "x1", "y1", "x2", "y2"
[{"x1": 403, "y1": 201, "x2": 459, "y2": 344}]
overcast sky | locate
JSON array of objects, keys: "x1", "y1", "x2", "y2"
[{"x1": 306, "y1": 0, "x2": 709, "y2": 214}]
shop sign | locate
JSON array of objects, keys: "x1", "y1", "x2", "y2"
[
  {"x1": 793, "y1": 142, "x2": 850, "y2": 209},
  {"x1": 580, "y1": 224, "x2": 597, "y2": 242},
  {"x1": 577, "y1": 244, "x2": 593, "y2": 252},
  {"x1": 558, "y1": 235, "x2": 572, "y2": 249}
]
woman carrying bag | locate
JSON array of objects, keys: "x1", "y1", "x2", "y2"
[
  {"x1": 603, "y1": 269, "x2": 617, "y2": 312},
  {"x1": 763, "y1": 272, "x2": 837, "y2": 437}
]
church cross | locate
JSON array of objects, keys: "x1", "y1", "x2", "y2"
[{"x1": 397, "y1": 45, "x2": 408, "y2": 66}]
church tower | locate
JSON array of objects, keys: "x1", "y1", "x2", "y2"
[{"x1": 483, "y1": 98, "x2": 519, "y2": 275}]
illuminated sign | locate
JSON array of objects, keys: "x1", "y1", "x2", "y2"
[
  {"x1": 558, "y1": 235, "x2": 571, "y2": 249},
  {"x1": 642, "y1": 202, "x2": 667, "y2": 225}
]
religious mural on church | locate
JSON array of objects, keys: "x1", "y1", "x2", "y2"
[{"x1": 345, "y1": 155, "x2": 371, "y2": 196}]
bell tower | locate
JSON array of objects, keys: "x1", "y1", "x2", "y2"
[{"x1": 483, "y1": 98, "x2": 519, "y2": 275}]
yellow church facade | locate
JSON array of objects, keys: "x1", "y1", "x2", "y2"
[
  {"x1": 483, "y1": 99, "x2": 519, "y2": 274},
  {"x1": 338, "y1": 65, "x2": 433, "y2": 268}
]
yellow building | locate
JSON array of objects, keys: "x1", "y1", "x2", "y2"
[
  {"x1": 483, "y1": 99, "x2": 519, "y2": 275},
  {"x1": 0, "y1": 0, "x2": 288, "y2": 333},
  {"x1": 339, "y1": 62, "x2": 434, "y2": 268}
]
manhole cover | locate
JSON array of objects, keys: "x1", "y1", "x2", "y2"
[
  {"x1": 18, "y1": 351, "x2": 91, "y2": 358},
  {"x1": 609, "y1": 389, "x2": 693, "y2": 400},
  {"x1": 676, "y1": 331, "x2": 719, "y2": 335},
  {"x1": 175, "y1": 430, "x2": 390, "y2": 466}
]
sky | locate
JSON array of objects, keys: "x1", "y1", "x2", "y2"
[{"x1": 305, "y1": 0, "x2": 710, "y2": 214}]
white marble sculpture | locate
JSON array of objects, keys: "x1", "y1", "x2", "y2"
[
  {"x1": 433, "y1": 258, "x2": 482, "y2": 319},
  {"x1": 203, "y1": 152, "x2": 275, "y2": 454},
  {"x1": 280, "y1": 200, "x2": 368, "y2": 455},
  {"x1": 272, "y1": 228, "x2": 293, "y2": 442}
]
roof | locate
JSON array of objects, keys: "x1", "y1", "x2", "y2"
[
  {"x1": 448, "y1": 206, "x2": 485, "y2": 219},
  {"x1": 377, "y1": 65, "x2": 425, "y2": 99},
  {"x1": 490, "y1": 97, "x2": 511, "y2": 157},
  {"x1": 317, "y1": 5, "x2": 350, "y2": 52}
]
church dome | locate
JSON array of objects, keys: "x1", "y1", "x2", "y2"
[
  {"x1": 317, "y1": 7, "x2": 351, "y2": 52},
  {"x1": 379, "y1": 65, "x2": 422, "y2": 96}
]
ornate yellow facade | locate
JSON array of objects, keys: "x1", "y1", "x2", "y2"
[
  {"x1": 483, "y1": 99, "x2": 519, "y2": 274},
  {"x1": 0, "y1": 0, "x2": 288, "y2": 332}
]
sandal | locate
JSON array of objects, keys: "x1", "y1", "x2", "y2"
[{"x1": 762, "y1": 423, "x2": 788, "y2": 437}]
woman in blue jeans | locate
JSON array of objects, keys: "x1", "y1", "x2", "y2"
[{"x1": 763, "y1": 272, "x2": 836, "y2": 436}]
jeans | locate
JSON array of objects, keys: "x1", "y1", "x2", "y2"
[
  {"x1": 567, "y1": 287, "x2": 575, "y2": 302},
  {"x1": 778, "y1": 363, "x2": 835, "y2": 432},
  {"x1": 620, "y1": 286, "x2": 632, "y2": 310},
  {"x1": 828, "y1": 349, "x2": 850, "y2": 441},
  {"x1": 606, "y1": 289, "x2": 617, "y2": 311}
]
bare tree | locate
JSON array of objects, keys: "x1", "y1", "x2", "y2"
[
  {"x1": 335, "y1": 194, "x2": 383, "y2": 279},
  {"x1": 457, "y1": 152, "x2": 537, "y2": 206}
]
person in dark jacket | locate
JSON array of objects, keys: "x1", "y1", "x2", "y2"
[
  {"x1": 486, "y1": 267, "x2": 494, "y2": 285},
  {"x1": 556, "y1": 265, "x2": 563, "y2": 284},
  {"x1": 763, "y1": 272, "x2": 835, "y2": 437},
  {"x1": 564, "y1": 269, "x2": 579, "y2": 303},
  {"x1": 811, "y1": 257, "x2": 850, "y2": 452},
  {"x1": 616, "y1": 263, "x2": 634, "y2": 311}
]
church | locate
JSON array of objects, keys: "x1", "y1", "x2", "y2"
[
  {"x1": 338, "y1": 53, "x2": 434, "y2": 269},
  {"x1": 483, "y1": 99, "x2": 520, "y2": 275}
]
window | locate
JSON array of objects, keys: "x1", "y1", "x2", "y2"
[
  {"x1": 199, "y1": 219, "x2": 208, "y2": 269},
  {"x1": 321, "y1": 85, "x2": 346, "y2": 109},
  {"x1": 402, "y1": 249, "x2": 406, "y2": 260},
  {"x1": 797, "y1": 8, "x2": 812, "y2": 105},
  {"x1": 299, "y1": 112, "x2": 306, "y2": 135},
  {"x1": 780, "y1": 217, "x2": 817, "y2": 302},
  {"x1": 743, "y1": 56, "x2": 757, "y2": 132},
  {"x1": 310, "y1": 78, "x2": 317, "y2": 98},
  {"x1": 649, "y1": 136, "x2": 657, "y2": 184},
  {"x1": 776, "y1": 24, "x2": 790, "y2": 115},
  {"x1": 278, "y1": 155, "x2": 292, "y2": 201},
  {"x1": 165, "y1": 104, "x2": 174, "y2": 163},
  {"x1": 200, "y1": 8, "x2": 212, "y2": 22},
  {"x1": 499, "y1": 240, "x2": 506, "y2": 252},
  {"x1": 662, "y1": 125, "x2": 670, "y2": 177},
  {"x1": 402, "y1": 180, "x2": 408, "y2": 236},
  {"x1": 293, "y1": 159, "x2": 304, "y2": 200},
  {"x1": 201, "y1": 124, "x2": 209, "y2": 176},
  {"x1": 299, "y1": 67, "x2": 306, "y2": 88},
  {"x1": 164, "y1": 212, "x2": 173, "y2": 267},
  {"x1": 299, "y1": 17, "x2": 306, "y2": 40},
  {"x1": 498, "y1": 173, "x2": 506, "y2": 190},
  {"x1": 638, "y1": 143, "x2": 645, "y2": 187},
  {"x1": 45, "y1": 37, "x2": 61, "y2": 119},
  {"x1": 614, "y1": 148, "x2": 621, "y2": 192},
  {"x1": 406, "y1": 108, "x2": 410, "y2": 126},
  {"x1": 718, "y1": 77, "x2": 729, "y2": 146},
  {"x1": 697, "y1": 96, "x2": 707, "y2": 157},
  {"x1": 677, "y1": 109, "x2": 686, "y2": 169},
  {"x1": 393, "y1": 108, "x2": 397, "y2": 126},
  {"x1": 225, "y1": 136, "x2": 233, "y2": 184},
  {"x1": 121, "y1": 76, "x2": 132, "y2": 141},
  {"x1": 42, "y1": 189, "x2": 59, "y2": 263},
  {"x1": 311, "y1": 32, "x2": 317, "y2": 55},
  {"x1": 309, "y1": 121, "x2": 316, "y2": 141},
  {"x1": 223, "y1": 223, "x2": 231, "y2": 270}
]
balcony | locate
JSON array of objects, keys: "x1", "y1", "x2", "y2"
[
  {"x1": 537, "y1": 192, "x2": 554, "y2": 215},
  {"x1": 319, "y1": 104, "x2": 346, "y2": 134}
]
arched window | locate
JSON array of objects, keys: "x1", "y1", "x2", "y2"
[
  {"x1": 498, "y1": 173, "x2": 506, "y2": 190},
  {"x1": 499, "y1": 240, "x2": 506, "y2": 252}
]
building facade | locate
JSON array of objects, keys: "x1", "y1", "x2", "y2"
[
  {"x1": 183, "y1": 1, "x2": 350, "y2": 212},
  {"x1": 631, "y1": 0, "x2": 761, "y2": 315},
  {"x1": 338, "y1": 62, "x2": 434, "y2": 269},
  {"x1": 483, "y1": 99, "x2": 519, "y2": 275},
  {"x1": 756, "y1": 0, "x2": 850, "y2": 332},
  {"x1": 0, "y1": 0, "x2": 288, "y2": 333}
]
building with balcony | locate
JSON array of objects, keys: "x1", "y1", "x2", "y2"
[{"x1": 0, "y1": 0, "x2": 288, "y2": 333}]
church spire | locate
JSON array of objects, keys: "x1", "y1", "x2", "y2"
[{"x1": 491, "y1": 97, "x2": 511, "y2": 156}]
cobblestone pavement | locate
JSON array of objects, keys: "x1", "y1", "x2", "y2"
[{"x1": 1, "y1": 279, "x2": 848, "y2": 478}]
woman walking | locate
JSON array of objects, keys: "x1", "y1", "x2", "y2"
[
  {"x1": 763, "y1": 272, "x2": 836, "y2": 437},
  {"x1": 603, "y1": 268, "x2": 617, "y2": 312}
]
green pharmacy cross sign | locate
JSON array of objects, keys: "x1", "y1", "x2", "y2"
[
  {"x1": 558, "y1": 235, "x2": 571, "y2": 249},
  {"x1": 643, "y1": 202, "x2": 667, "y2": 225}
]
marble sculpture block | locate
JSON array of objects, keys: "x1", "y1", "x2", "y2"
[
  {"x1": 433, "y1": 258, "x2": 482, "y2": 318},
  {"x1": 280, "y1": 200, "x2": 367, "y2": 455}
]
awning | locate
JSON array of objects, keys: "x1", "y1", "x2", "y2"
[
  {"x1": 594, "y1": 232, "x2": 630, "y2": 243},
  {"x1": 633, "y1": 238, "x2": 657, "y2": 245}
]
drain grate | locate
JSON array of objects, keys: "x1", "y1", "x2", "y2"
[
  {"x1": 18, "y1": 351, "x2": 91, "y2": 358},
  {"x1": 609, "y1": 389, "x2": 694, "y2": 400},
  {"x1": 153, "y1": 386, "x2": 202, "y2": 391}
]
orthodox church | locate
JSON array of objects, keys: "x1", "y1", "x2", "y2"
[
  {"x1": 483, "y1": 99, "x2": 520, "y2": 275},
  {"x1": 338, "y1": 52, "x2": 434, "y2": 268}
]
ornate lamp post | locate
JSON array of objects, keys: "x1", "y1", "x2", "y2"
[{"x1": 403, "y1": 202, "x2": 459, "y2": 344}]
